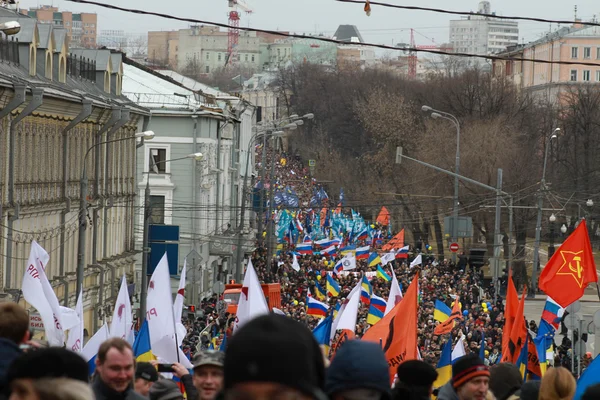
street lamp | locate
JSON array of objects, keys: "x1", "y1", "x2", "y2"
[
  {"x1": 0, "y1": 21, "x2": 20, "y2": 36},
  {"x1": 139, "y1": 152, "x2": 203, "y2": 324},
  {"x1": 561, "y1": 224, "x2": 568, "y2": 234},
  {"x1": 422, "y1": 105, "x2": 460, "y2": 261},
  {"x1": 76, "y1": 131, "x2": 155, "y2": 296},
  {"x1": 548, "y1": 213, "x2": 556, "y2": 258},
  {"x1": 531, "y1": 127, "x2": 559, "y2": 297},
  {"x1": 587, "y1": 199, "x2": 594, "y2": 207}
]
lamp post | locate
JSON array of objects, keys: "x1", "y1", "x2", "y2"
[
  {"x1": 531, "y1": 127, "x2": 559, "y2": 297},
  {"x1": 76, "y1": 131, "x2": 155, "y2": 296},
  {"x1": 0, "y1": 21, "x2": 21, "y2": 36},
  {"x1": 422, "y1": 105, "x2": 460, "y2": 261},
  {"x1": 139, "y1": 152, "x2": 203, "y2": 324},
  {"x1": 548, "y1": 213, "x2": 556, "y2": 259},
  {"x1": 235, "y1": 130, "x2": 284, "y2": 282},
  {"x1": 561, "y1": 223, "x2": 568, "y2": 235}
]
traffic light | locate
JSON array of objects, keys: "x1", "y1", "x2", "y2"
[{"x1": 188, "y1": 305, "x2": 196, "y2": 313}]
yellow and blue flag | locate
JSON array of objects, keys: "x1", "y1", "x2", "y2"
[
  {"x1": 433, "y1": 339, "x2": 452, "y2": 389},
  {"x1": 133, "y1": 320, "x2": 155, "y2": 362},
  {"x1": 314, "y1": 281, "x2": 327, "y2": 300},
  {"x1": 326, "y1": 274, "x2": 341, "y2": 297},
  {"x1": 516, "y1": 334, "x2": 529, "y2": 379},
  {"x1": 333, "y1": 302, "x2": 341, "y2": 318},
  {"x1": 434, "y1": 300, "x2": 453, "y2": 323},
  {"x1": 340, "y1": 245, "x2": 356, "y2": 255},
  {"x1": 367, "y1": 294, "x2": 386, "y2": 325},
  {"x1": 312, "y1": 313, "x2": 334, "y2": 355},
  {"x1": 376, "y1": 265, "x2": 391, "y2": 281},
  {"x1": 367, "y1": 252, "x2": 382, "y2": 268}
]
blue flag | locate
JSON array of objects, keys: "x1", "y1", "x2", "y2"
[{"x1": 574, "y1": 354, "x2": 600, "y2": 400}]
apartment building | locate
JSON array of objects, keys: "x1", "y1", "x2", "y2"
[{"x1": 22, "y1": 5, "x2": 97, "y2": 48}]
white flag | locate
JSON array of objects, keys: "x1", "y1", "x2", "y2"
[
  {"x1": 59, "y1": 306, "x2": 80, "y2": 332},
  {"x1": 146, "y1": 253, "x2": 192, "y2": 368},
  {"x1": 335, "y1": 280, "x2": 361, "y2": 334},
  {"x1": 380, "y1": 252, "x2": 396, "y2": 266},
  {"x1": 234, "y1": 259, "x2": 269, "y2": 332},
  {"x1": 21, "y1": 241, "x2": 65, "y2": 346},
  {"x1": 82, "y1": 323, "x2": 110, "y2": 362},
  {"x1": 385, "y1": 267, "x2": 404, "y2": 315},
  {"x1": 173, "y1": 259, "x2": 187, "y2": 324},
  {"x1": 341, "y1": 254, "x2": 356, "y2": 271},
  {"x1": 451, "y1": 336, "x2": 466, "y2": 361},
  {"x1": 330, "y1": 282, "x2": 361, "y2": 342},
  {"x1": 410, "y1": 254, "x2": 423, "y2": 269},
  {"x1": 66, "y1": 291, "x2": 84, "y2": 353},
  {"x1": 292, "y1": 254, "x2": 300, "y2": 272},
  {"x1": 110, "y1": 276, "x2": 134, "y2": 344}
]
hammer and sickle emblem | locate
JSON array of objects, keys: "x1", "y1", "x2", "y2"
[
  {"x1": 568, "y1": 256, "x2": 583, "y2": 280},
  {"x1": 557, "y1": 251, "x2": 585, "y2": 287}
]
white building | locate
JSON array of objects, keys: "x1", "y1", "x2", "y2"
[{"x1": 449, "y1": 1, "x2": 519, "y2": 57}]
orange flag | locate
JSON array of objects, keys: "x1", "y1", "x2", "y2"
[
  {"x1": 433, "y1": 296, "x2": 462, "y2": 335},
  {"x1": 382, "y1": 229, "x2": 404, "y2": 251},
  {"x1": 362, "y1": 272, "x2": 419, "y2": 382},
  {"x1": 539, "y1": 220, "x2": 598, "y2": 308},
  {"x1": 376, "y1": 206, "x2": 391, "y2": 226},
  {"x1": 504, "y1": 287, "x2": 527, "y2": 364},
  {"x1": 501, "y1": 271, "x2": 519, "y2": 360}
]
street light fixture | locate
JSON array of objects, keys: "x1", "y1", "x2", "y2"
[
  {"x1": 0, "y1": 21, "x2": 21, "y2": 36},
  {"x1": 283, "y1": 123, "x2": 298, "y2": 130},
  {"x1": 139, "y1": 152, "x2": 203, "y2": 323},
  {"x1": 549, "y1": 213, "x2": 557, "y2": 258},
  {"x1": 422, "y1": 105, "x2": 461, "y2": 262},
  {"x1": 561, "y1": 224, "x2": 568, "y2": 234},
  {"x1": 587, "y1": 199, "x2": 594, "y2": 207},
  {"x1": 76, "y1": 131, "x2": 154, "y2": 296},
  {"x1": 549, "y1": 213, "x2": 556, "y2": 222},
  {"x1": 302, "y1": 113, "x2": 315, "y2": 119}
]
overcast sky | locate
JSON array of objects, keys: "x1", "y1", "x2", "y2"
[{"x1": 18, "y1": 0, "x2": 600, "y2": 47}]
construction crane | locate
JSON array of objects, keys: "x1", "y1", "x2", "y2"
[
  {"x1": 227, "y1": 0, "x2": 253, "y2": 66},
  {"x1": 408, "y1": 28, "x2": 442, "y2": 79}
]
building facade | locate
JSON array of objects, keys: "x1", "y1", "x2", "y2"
[
  {"x1": 122, "y1": 61, "x2": 255, "y2": 304},
  {"x1": 21, "y1": 5, "x2": 97, "y2": 48},
  {"x1": 449, "y1": 1, "x2": 518, "y2": 57},
  {"x1": 0, "y1": 8, "x2": 147, "y2": 335},
  {"x1": 493, "y1": 24, "x2": 600, "y2": 100}
]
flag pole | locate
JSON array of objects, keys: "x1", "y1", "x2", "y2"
[{"x1": 596, "y1": 282, "x2": 600, "y2": 302}]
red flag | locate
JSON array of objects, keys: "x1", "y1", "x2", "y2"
[
  {"x1": 501, "y1": 271, "x2": 519, "y2": 360},
  {"x1": 376, "y1": 206, "x2": 391, "y2": 226},
  {"x1": 539, "y1": 220, "x2": 598, "y2": 308},
  {"x1": 362, "y1": 273, "x2": 419, "y2": 382},
  {"x1": 383, "y1": 229, "x2": 404, "y2": 252},
  {"x1": 433, "y1": 297, "x2": 462, "y2": 335},
  {"x1": 503, "y1": 287, "x2": 527, "y2": 363},
  {"x1": 527, "y1": 333, "x2": 542, "y2": 378}
]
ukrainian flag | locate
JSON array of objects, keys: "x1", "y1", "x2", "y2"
[
  {"x1": 312, "y1": 313, "x2": 334, "y2": 355},
  {"x1": 326, "y1": 274, "x2": 341, "y2": 297},
  {"x1": 367, "y1": 294, "x2": 386, "y2": 325},
  {"x1": 376, "y1": 265, "x2": 391, "y2": 281},
  {"x1": 340, "y1": 245, "x2": 356, "y2": 255},
  {"x1": 333, "y1": 302, "x2": 341, "y2": 318},
  {"x1": 434, "y1": 300, "x2": 453, "y2": 323},
  {"x1": 367, "y1": 252, "x2": 382, "y2": 268},
  {"x1": 516, "y1": 335, "x2": 529, "y2": 379},
  {"x1": 133, "y1": 320, "x2": 155, "y2": 362},
  {"x1": 434, "y1": 339, "x2": 452, "y2": 389},
  {"x1": 314, "y1": 281, "x2": 328, "y2": 300}
]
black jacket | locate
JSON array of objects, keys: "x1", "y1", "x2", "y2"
[
  {"x1": 0, "y1": 338, "x2": 22, "y2": 397},
  {"x1": 180, "y1": 374, "x2": 199, "y2": 400},
  {"x1": 92, "y1": 376, "x2": 147, "y2": 400}
]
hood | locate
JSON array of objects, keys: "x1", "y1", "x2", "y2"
[{"x1": 325, "y1": 340, "x2": 391, "y2": 399}]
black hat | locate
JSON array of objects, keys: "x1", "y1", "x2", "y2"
[
  {"x1": 225, "y1": 314, "x2": 326, "y2": 399},
  {"x1": 397, "y1": 360, "x2": 438, "y2": 388},
  {"x1": 582, "y1": 383, "x2": 600, "y2": 400},
  {"x1": 452, "y1": 354, "x2": 489, "y2": 389},
  {"x1": 135, "y1": 362, "x2": 159, "y2": 382},
  {"x1": 519, "y1": 381, "x2": 541, "y2": 400},
  {"x1": 7, "y1": 347, "x2": 89, "y2": 383},
  {"x1": 489, "y1": 363, "x2": 523, "y2": 400},
  {"x1": 149, "y1": 379, "x2": 183, "y2": 400}
]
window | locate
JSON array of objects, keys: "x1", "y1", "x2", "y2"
[
  {"x1": 570, "y1": 70, "x2": 578, "y2": 81},
  {"x1": 252, "y1": 54, "x2": 255, "y2": 62},
  {"x1": 584, "y1": 47, "x2": 591, "y2": 59},
  {"x1": 205, "y1": 65, "x2": 210, "y2": 73},
  {"x1": 583, "y1": 70, "x2": 591, "y2": 81},
  {"x1": 596, "y1": 70, "x2": 600, "y2": 82},
  {"x1": 149, "y1": 148, "x2": 167, "y2": 173},
  {"x1": 245, "y1": 54, "x2": 248, "y2": 62},
  {"x1": 206, "y1": 52, "x2": 210, "y2": 60},
  {"x1": 149, "y1": 195, "x2": 165, "y2": 224},
  {"x1": 218, "y1": 53, "x2": 221, "y2": 61},
  {"x1": 571, "y1": 47, "x2": 578, "y2": 59}
]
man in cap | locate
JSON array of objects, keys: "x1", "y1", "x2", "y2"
[
  {"x1": 450, "y1": 354, "x2": 489, "y2": 400},
  {"x1": 394, "y1": 360, "x2": 438, "y2": 400},
  {"x1": 149, "y1": 380, "x2": 183, "y2": 400},
  {"x1": 224, "y1": 314, "x2": 327, "y2": 400},
  {"x1": 192, "y1": 351, "x2": 224, "y2": 400},
  {"x1": 134, "y1": 362, "x2": 159, "y2": 397}
]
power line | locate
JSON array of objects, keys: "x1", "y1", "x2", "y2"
[
  {"x1": 334, "y1": 0, "x2": 600, "y2": 28},
  {"x1": 66, "y1": 0, "x2": 600, "y2": 68}
]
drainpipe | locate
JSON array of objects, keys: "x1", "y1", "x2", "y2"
[
  {"x1": 60, "y1": 99, "x2": 92, "y2": 278},
  {"x1": 55, "y1": 276, "x2": 69, "y2": 306},
  {"x1": 0, "y1": 83, "x2": 25, "y2": 285},
  {"x1": 103, "y1": 109, "x2": 130, "y2": 261},
  {"x1": 6, "y1": 87, "x2": 43, "y2": 289},
  {"x1": 215, "y1": 120, "x2": 222, "y2": 233},
  {"x1": 136, "y1": 114, "x2": 151, "y2": 149},
  {"x1": 191, "y1": 115, "x2": 198, "y2": 253},
  {"x1": 88, "y1": 264, "x2": 104, "y2": 332}
]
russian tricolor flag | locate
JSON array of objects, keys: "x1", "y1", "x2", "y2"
[
  {"x1": 541, "y1": 297, "x2": 564, "y2": 330},
  {"x1": 334, "y1": 259, "x2": 344, "y2": 275},
  {"x1": 307, "y1": 296, "x2": 329, "y2": 318},
  {"x1": 315, "y1": 238, "x2": 334, "y2": 248},
  {"x1": 296, "y1": 243, "x2": 313, "y2": 255},
  {"x1": 370, "y1": 294, "x2": 387, "y2": 314},
  {"x1": 322, "y1": 245, "x2": 338, "y2": 257},
  {"x1": 396, "y1": 244, "x2": 409, "y2": 259},
  {"x1": 356, "y1": 246, "x2": 370, "y2": 260},
  {"x1": 356, "y1": 229, "x2": 369, "y2": 241}
]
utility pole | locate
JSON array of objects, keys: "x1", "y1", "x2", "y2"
[
  {"x1": 493, "y1": 169, "x2": 503, "y2": 301},
  {"x1": 265, "y1": 136, "x2": 277, "y2": 262}
]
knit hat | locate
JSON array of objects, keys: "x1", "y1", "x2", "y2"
[
  {"x1": 7, "y1": 347, "x2": 89, "y2": 383},
  {"x1": 225, "y1": 314, "x2": 326, "y2": 400},
  {"x1": 149, "y1": 379, "x2": 183, "y2": 400},
  {"x1": 582, "y1": 383, "x2": 600, "y2": 400},
  {"x1": 489, "y1": 363, "x2": 523, "y2": 400},
  {"x1": 136, "y1": 362, "x2": 159, "y2": 382},
  {"x1": 396, "y1": 360, "x2": 438, "y2": 388},
  {"x1": 325, "y1": 340, "x2": 391, "y2": 400},
  {"x1": 452, "y1": 354, "x2": 489, "y2": 389},
  {"x1": 519, "y1": 381, "x2": 541, "y2": 400}
]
